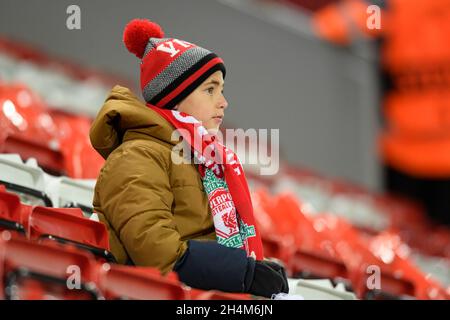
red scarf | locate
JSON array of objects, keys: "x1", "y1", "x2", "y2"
[{"x1": 149, "y1": 105, "x2": 264, "y2": 260}]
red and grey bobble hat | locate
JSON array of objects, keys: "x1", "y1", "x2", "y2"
[{"x1": 123, "y1": 19, "x2": 226, "y2": 109}]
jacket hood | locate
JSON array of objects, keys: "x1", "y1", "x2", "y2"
[{"x1": 90, "y1": 85, "x2": 176, "y2": 159}]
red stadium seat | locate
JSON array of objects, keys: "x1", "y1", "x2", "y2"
[
  {"x1": 253, "y1": 189, "x2": 349, "y2": 281},
  {"x1": 278, "y1": 194, "x2": 349, "y2": 281},
  {"x1": 98, "y1": 264, "x2": 189, "y2": 300},
  {"x1": 49, "y1": 109, "x2": 104, "y2": 179},
  {"x1": 0, "y1": 237, "x2": 101, "y2": 300},
  {"x1": 0, "y1": 83, "x2": 104, "y2": 179},
  {"x1": 0, "y1": 84, "x2": 64, "y2": 174},
  {"x1": 0, "y1": 186, "x2": 28, "y2": 237},
  {"x1": 28, "y1": 206, "x2": 115, "y2": 262}
]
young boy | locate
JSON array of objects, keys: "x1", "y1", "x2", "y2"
[{"x1": 90, "y1": 19, "x2": 288, "y2": 298}]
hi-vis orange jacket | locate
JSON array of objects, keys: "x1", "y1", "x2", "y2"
[{"x1": 313, "y1": 0, "x2": 450, "y2": 178}]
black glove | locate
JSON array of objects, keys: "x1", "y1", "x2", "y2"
[
  {"x1": 247, "y1": 260, "x2": 289, "y2": 298},
  {"x1": 261, "y1": 259, "x2": 289, "y2": 293}
]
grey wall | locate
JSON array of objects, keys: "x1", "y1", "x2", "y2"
[{"x1": 0, "y1": 0, "x2": 382, "y2": 190}]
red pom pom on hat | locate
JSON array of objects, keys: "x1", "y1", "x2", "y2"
[{"x1": 123, "y1": 19, "x2": 164, "y2": 59}]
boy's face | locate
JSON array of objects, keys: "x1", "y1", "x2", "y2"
[{"x1": 175, "y1": 70, "x2": 228, "y2": 134}]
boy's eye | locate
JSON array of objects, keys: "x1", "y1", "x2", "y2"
[{"x1": 206, "y1": 87, "x2": 214, "y2": 94}]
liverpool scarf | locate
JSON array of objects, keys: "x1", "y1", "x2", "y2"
[{"x1": 149, "y1": 106, "x2": 264, "y2": 260}]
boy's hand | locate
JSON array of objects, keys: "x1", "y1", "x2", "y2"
[
  {"x1": 261, "y1": 259, "x2": 289, "y2": 293},
  {"x1": 248, "y1": 259, "x2": 289, "y2": 298}
]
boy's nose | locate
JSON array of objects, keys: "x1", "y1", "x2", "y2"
[{"x1": 219, "y1": 96, "x2": 229, "y2": 109}]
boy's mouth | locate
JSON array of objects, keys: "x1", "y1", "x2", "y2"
[{"x1": 212, "y1": 115, "x2": 224, "y2": 123}]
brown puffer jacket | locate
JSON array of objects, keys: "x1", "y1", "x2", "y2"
[{"x1": 90, "y1": 85, "x2": 215, "y2": 274}]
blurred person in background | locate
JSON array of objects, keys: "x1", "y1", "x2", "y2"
[
  {"x1": 379, "y1": 0, "x2": 450, "y2": 227},
  {"x1": 89, "y1": 19, "x2": 288, "y2": 298},
  {"x1": 314, "y1": 0, "x2": 450, "y2": 226}
]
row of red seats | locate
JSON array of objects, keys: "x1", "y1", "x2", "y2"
[
  {"x1": 252, "y1": 189, "x2": 450, "y2": 300},
  {"x1": 0, "y1": 185, "x2": 251, "y2": 300},
  {"x1": 3, "y1": 160, "x2": 447, "y2": 299},
  {"x1": 267, "y1": 165, "x2": 450, "y2": 260},
  {"x1": 0, "y1": 237, "x2": 250, "y2": 300},
  {"x1": 0, "y1": 184, "x2": 113, "y2": 262}
]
